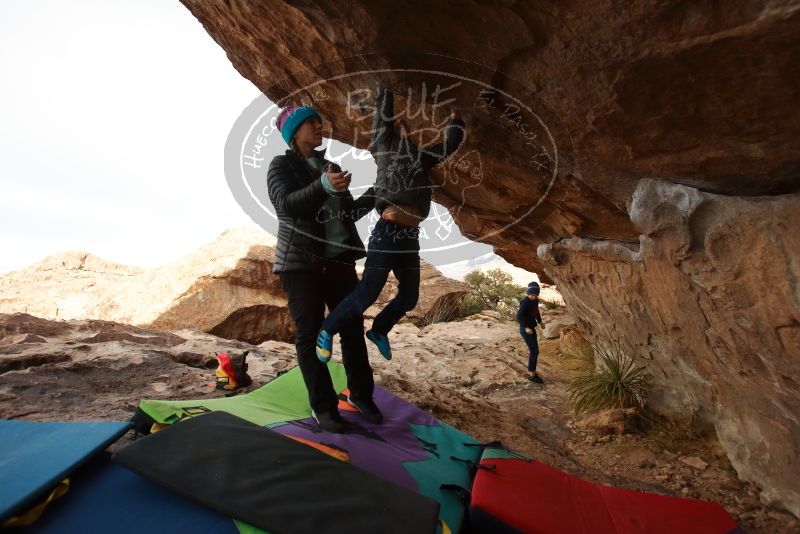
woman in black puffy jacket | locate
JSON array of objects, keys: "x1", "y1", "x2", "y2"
[{"x1": 267, "y1": 105, "x2": 381, "y2": 433}]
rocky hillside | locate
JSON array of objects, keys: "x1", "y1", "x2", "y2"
[
  {"x1": 178, "y1": 0, "x2": 800, "y2": 515},
  {"x1": 0, "y1": 227, "x2": 468, "y2": 344},
  {"x1": 0, "y1": 227, "x2": 291, "y2": 343}
]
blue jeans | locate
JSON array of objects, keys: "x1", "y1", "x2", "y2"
[
  {"x1": 520, "y1": 324, "x2": 539, "y2": 372},
  {"x1": 322, "y1": 218, "x2": 420, "y2": 336}
]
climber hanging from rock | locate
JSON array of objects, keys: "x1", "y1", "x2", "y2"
[
  {"x1": 316, "y1": 83, "x2": 467, "y2": 362},
  {"x1": 518, "y1": 281, "x2": 545, "y2": 384}
]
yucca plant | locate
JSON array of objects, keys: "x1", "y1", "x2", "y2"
[{"x1": 566, "y1": 340, "x2": 651, "y2": 414}]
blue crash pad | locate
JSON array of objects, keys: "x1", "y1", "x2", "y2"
[
  {"x1": 0, "y1": 420, "x2": 131, "y2": 522},
  {"x1": 20, "y1": 453, "x2": 239, "y2": 534}
]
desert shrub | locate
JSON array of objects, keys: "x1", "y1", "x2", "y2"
[
  {"x1": 459, "y1": 294, "x2": 487, "y2": 318},
  {"x1": 459, "y1": 269, "x2": 526, "y2": 321},
  {"x1": 416, "y1": 294, "x2": 464, "y2": 327},
  {"x1": 566, "y1": 340, "x2": 651, "y2": 414}
]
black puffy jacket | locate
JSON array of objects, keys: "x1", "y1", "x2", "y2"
[{"x1": 267, "y1": 149, "x2": 375, "y2": 273}]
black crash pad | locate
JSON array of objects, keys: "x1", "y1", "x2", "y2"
[{"x1": 112, "y1": 411, "x2": 439, "y2": 534}]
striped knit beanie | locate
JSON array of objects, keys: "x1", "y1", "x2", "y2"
[{"x1": 276, "y1": 105, "x2": 321, "y2": 145}]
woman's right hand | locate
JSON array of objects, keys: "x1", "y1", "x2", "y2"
[
  {"x1": 525, "y1": 327, "x2": 533, "y2": 334},
  {"x1": 327, "y1": 169, "x2": 352, "y2": 192}
]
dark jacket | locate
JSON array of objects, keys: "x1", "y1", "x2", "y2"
[
  {"x1": 516, "y1": 297, "x2": 543, "y2": 330},
  {"x1": 267, "y1": 149, "x2": 375, "y2": 273},
  {"x1": 370, "y1": 85, "x2": 466, "y2": 218}
]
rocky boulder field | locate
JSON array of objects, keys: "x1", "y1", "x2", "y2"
[{"x1": 1, "y1": 310, "x2": 797, "y2": 533}]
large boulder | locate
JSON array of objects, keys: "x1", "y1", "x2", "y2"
[
  {"x1": 177, "y1": 0, "x2": 800, "y2": 515},
  {"x1": 542, "y1": 308, "x2": 576, "y2": 340},
  {"x1": 0, "y1": 228, "x2": 293, "y2": 344},
  {"x1": 0, "y1": 229, "x2": 468, "y2": 345},
  {"x1": 539, "y1": 180, "x2": 800, "y2": 514},
  {"x1": 180, "y1": 0, "x2": 798, "y2": 274},
  {"x1": 363, "y1": 261, "x2": 469, "y2": 325}
]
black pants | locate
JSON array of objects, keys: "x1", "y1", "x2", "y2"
[
  {"x1": 280, "y1": 260, "x2": 374, "y2": 414},
  {"x1": 520, "y1": 324, "x2": 539, "y2": 372},
  {"x1": 322, "y1": 218, "x2": 420, "y2": 336}
]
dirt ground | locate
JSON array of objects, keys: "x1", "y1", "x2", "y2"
[
  {"x1": 1, "y1": 311, "x2": 798, "y2": 532},
  {"x1": 374, "y1": 325, "x2": 800, "y2": 534}
]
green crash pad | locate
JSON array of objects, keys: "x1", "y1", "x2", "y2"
[{"x1": 139, "y1": 363, "x2": 346, "y2": 427}]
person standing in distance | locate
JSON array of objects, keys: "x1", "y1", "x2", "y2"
[{"x1": 517, "y1": 281, "x2": 544, "y2": 383}]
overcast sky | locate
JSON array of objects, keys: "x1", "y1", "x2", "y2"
[
  {"x1": 0, "y1": 0, "x2": 260, "y2": 274},
  {"x1": 0, "y1": 1, "x2": 519, "y2": 279}
]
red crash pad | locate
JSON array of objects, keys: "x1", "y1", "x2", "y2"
[{"x1": 469, "y1": 449, "x2": 741, "y2": 534}]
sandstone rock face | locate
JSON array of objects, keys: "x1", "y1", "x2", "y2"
[
  {"x1": 363, "y1": 262, "x2": 469, "y2": 324},
  {"x1": 181, "y1": 0, "x2": 799, "y2": 274},
  {"x1": 0, "y1": 313, "x2": 296, "y2": 420},
  {"x1": 0, "y1": 227, "x2": 293, "y2": 344},
  {"x1": 174, "y1": 0, "x2": 800, "y2": 515},
  {"x1": 539, "y1": 180, "x2": 800, "y2": 514},
  {"x1": 0, "y1": 228, "x2": 468, "y2": 345},
  {"x1": 576, "y1": 408, "x2": 640, "y2": 435},
  {"x1": 542, "y1": 308, "x2": 577, "y2": 340}
]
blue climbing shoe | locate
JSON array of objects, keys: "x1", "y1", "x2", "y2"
[
  {"x1": 316, "y1": 329, "x2": 333, "y2": 363},
  {"x1": 366, "y1": 329, "x2": 392, "y2": 360}
]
